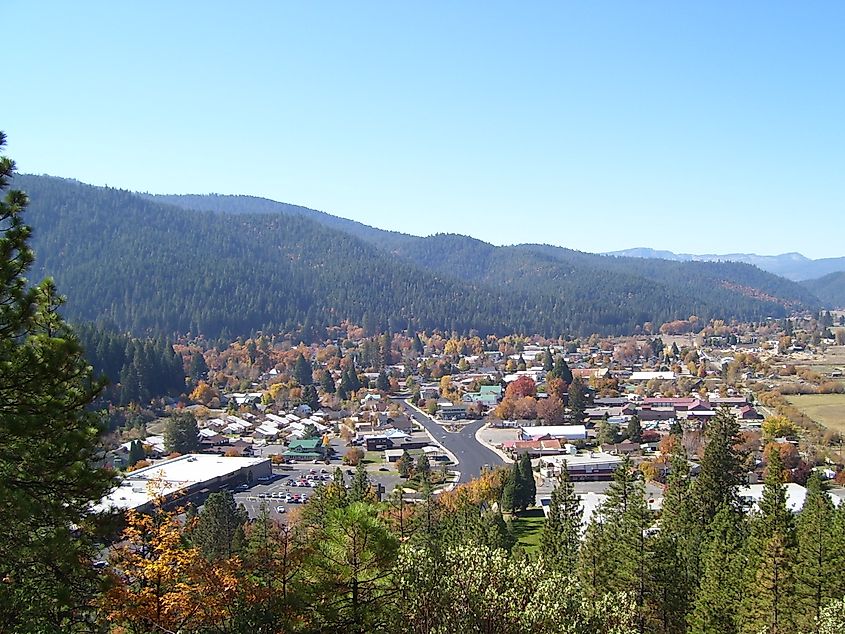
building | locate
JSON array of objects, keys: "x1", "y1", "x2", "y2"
[
  {"x1": 539, "y1": 452, "x2": 622, "y2": 481},
  {"x1": 520, "y1": 425, "x2": 587, "y2": 442},
  {"x1": 284, "y1": 438, "x2": 326, "y2": 461},
  {"x1": 437, "y1": 401, "x2": 469, "y2": 420},
  {"x1": 96, "y1": 454, "x2": 271, "y2": 513}
]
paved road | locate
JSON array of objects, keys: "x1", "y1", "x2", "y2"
[{"x1": 395, "y1": 399, "x2": 504, "y2": 483}]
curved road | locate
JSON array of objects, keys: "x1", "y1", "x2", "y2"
[{"x1": 394, "y1": 399, "x2": 504, "y2": 483}]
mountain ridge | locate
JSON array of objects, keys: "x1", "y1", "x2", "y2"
[
  {"x1": 11, "y1": 174, "x2": 823, "y2": 339},
  {"x1": 606, "y1": 247, "x2": 845, "y2": 282}
]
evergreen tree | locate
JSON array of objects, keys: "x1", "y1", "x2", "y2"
[
  {"x1": 188, "y1": 350, "x2": 208, "y2": 381},
  {"x1": 594, "y1": 455, "x2": 652, "y2": 629},
  {"x1": 741, "y1": 446, "x2": 797, "y2": 634},
  {"x1": 415, "y1": 454, "x2": 431, "y2": 480},
  {"x1": 795, "y1": 472, "x2": 838, "y2": 628},
  {"x1": 0, "y1": 134, "x2": 113, "y2": 630},
  {"x1": 551, "y1": 355, "x2": 574, "y2": 385},
  {"x1": 540, "y1": 464, "x2": 582, "y2": 569},
  {"x1": 301, "y1": 384, "x2": 319, "y2": 410},
  {"x1": 348, "y1": 462, "x2": 372, "y2": 503},
  {"x1": 652, "y1": 441, "x2": 702, "y2": 632},
  {"x1": 376, "y1": 369, "x2": 389, "y2": 392},
  {"x1": 543, "y1": 347, "x2": 554, "y2": 371},
  {"x1": 294, "y1": 352, "x2": 313, "y2": 386},
  {"x1": 691, "y1": 407, "x2": 746, "y2": 526},
  {"x1": 568, "y1": 376, "x2": 588, "y2": 423},
  {"x1": 192, "y1": 491, "x2": 248, "y2": 560},
  {"x1": 163, "y1": 410, "x2": 200, "y2": 454},
  {"x1": 578, "y1": 514, "x2": 614, "y2": 598},
  {"x1": 127, "y1": 439, "x2": 145, "y2": 467},
  {"x1": 688, "y1": 505, "x2": 746, "y2": 634},
  {"x1": 627, "y1": 414, "x2": 643, "y2": 443},
  {"x1": 517, "y1": 453, "x2": 536, "y2": 510},
  {"x1": 320, "y1": 370, "x2": 336, "y2": 394},
  {"x1": 500, "y1": 465, "x2": 518, "y2": 514},
  {"x1": 743, "y1": 533, "x2": 797, "y2": 634}
]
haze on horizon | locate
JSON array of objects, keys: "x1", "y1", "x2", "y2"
[{"x1": 6, "y1": 1, "x2": 844, "y2": 259}]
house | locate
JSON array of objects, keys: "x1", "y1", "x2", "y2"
[
  {"x1": 462, "y1": 392, "x2": 499, "y2": 407},
  {"x1": 479, "y1": 385, "x2": 503, "y2": 401},
  {"x1": 437, "y1": 401, "x2": 468, "y2": 420},
  {"x1": 601, "y1": 441, "x2": 642, "y2": 456},
  {"x1": 502, "y1": 439, "x2": 563, "y2": 456},
  {"x1": 520, "y1": 425, "x2": 587, "y2": 442}
]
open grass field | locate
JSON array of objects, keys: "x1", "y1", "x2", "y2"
[
  {"x1": 510, "y1": 508, "x2": 545, "y2": 553},
  {"x1": 785, "y1": 393, "x2": 845, "y2": 434}
]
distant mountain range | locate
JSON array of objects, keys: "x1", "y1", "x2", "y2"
[
  {"x1": 8, "y1": 174, "x2": 833, "y2": 341},
  {"x1": 606, "y1": 247, "x2": 845, "y2": 282}
]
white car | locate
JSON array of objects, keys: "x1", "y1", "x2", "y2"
[{"x1": 275, "y1": 506, "x2": 286, "y2": 513}]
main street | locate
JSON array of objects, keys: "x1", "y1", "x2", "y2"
[{"x1": 394, "y1": 398, "x2": 505, "y2": 483}]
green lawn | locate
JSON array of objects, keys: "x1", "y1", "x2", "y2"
[
  {"x1": 363, "y1": 451, "x2": 384, "y2": 464},
  {"x1": 510, "y1": 508, "x2": 546, "y2": 553},
  {"x1": 786, "y1": 393, "x2": 845, "y2": 434}
]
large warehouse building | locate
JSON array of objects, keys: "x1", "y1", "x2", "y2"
[{"x1": 96, "y1": 453, "x2": 271, "y2": 513}]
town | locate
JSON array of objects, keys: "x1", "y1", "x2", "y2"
[{"x1": 98, "y1": 312, "x2": 845, "y2": 523}]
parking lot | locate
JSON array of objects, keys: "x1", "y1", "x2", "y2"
[{"x1": 229, "y1": 463, "x2": 406, "y2": 519}]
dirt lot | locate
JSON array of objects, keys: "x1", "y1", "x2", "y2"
[{"x1": 786, "y1": 393, "x2": 845, "y2": 434}]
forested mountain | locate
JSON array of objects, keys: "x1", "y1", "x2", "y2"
[
  {"x1": 145, "y1": 192, "x2": 414, "y2": 252},
  {"x1": 13, "y1": 174, "x2": 820, "y2": 340},
  {"x1": 802, "y1": 272, "x2": 845, "y2": 308},
  {"x1": 607, "y1": 247, "x2": 845, "y2": 281}
]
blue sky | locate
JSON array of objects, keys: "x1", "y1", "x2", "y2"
[{"x1": 5, "y1": 2, "x2": 844, "y2": 257}]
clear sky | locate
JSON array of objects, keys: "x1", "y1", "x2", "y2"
[{"x1": 5, "y1": 1, "x2": 844, "y2": 258}]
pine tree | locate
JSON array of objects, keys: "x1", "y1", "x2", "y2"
[
  {"x1": 691, "y1": 407, "x2": 746, "y2": 526},
  {"x1": 652, "y1": 442, "x2": 702, "y2": 633},
  {"x1": 516, "y1": 453, "x2": 536, "y2": 510},
  {"x1": 744, "y1": 533, "x2": 797, "y2": 634},
  {"x1": 376, "y1": 370, "x2": 389, "y2": 392},
  {"x1": 601, "y1": 456, "x2": 652, "y2": 630},
  {"x1": 348, "y1": 462, "x2": 372, "y2": 503},
  {"x1": 301, "y1": 384, "x2": 319, "y2": 410},
  {"x1": 163, "y1": 410, "x2": 200, "y2": 454},
  {"x1": 540, "y1": 464, "x2": 582, "y2": 569},
  {"x1": 500, "y1": 466, "x2": 518, "y2": 514},
  {"x1": 578, "y1": 514, "x2": 614, "y2": 599},
  {"x1": 568, "y1": 376, "x2": 588, "y2": 423},
  {"x1": 411, "y1": 454, "x2": 427, "y2": 479},
  {"x1": 192, "y1": 491, "x2": 248, "y2": 560},
  {"x1": 688, "y1": 505, "x2": 746, "y2": 634},
  {"x1": 795, "y1": 472, "x2": 838, "y2": 628},
  {"x1": 543, "y1": 347, "x2": 554, "y2": 371},
  {"x1": 551, "y1": 355, "x2": 574, "y2": 384},
  {"x1": 0, "y1": 133, "x2": 113, "y2": 630},
  {"x1": 627, "y1": 414, "x2": 643, "y2": 443},
  {"x1": 127, "y1": 439, "x2": 145, "y2": 467},
  {"x1": 294, "y1": 352, "x2": 313, "y2": 386},
  {"x1": 741, "y1": 446, "x2": 797, "y2": 634},
  {"x1": 320, "y1": 370, "x2": 336, "y2": 394}
]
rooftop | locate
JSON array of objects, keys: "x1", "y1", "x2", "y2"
[{"x1": 96, "y1": 454, "x2": 269, "y2": 513}]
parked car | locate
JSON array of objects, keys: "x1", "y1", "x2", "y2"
[{"x1": 275, "y1": 506, "x2": 286, "y2": 514}]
